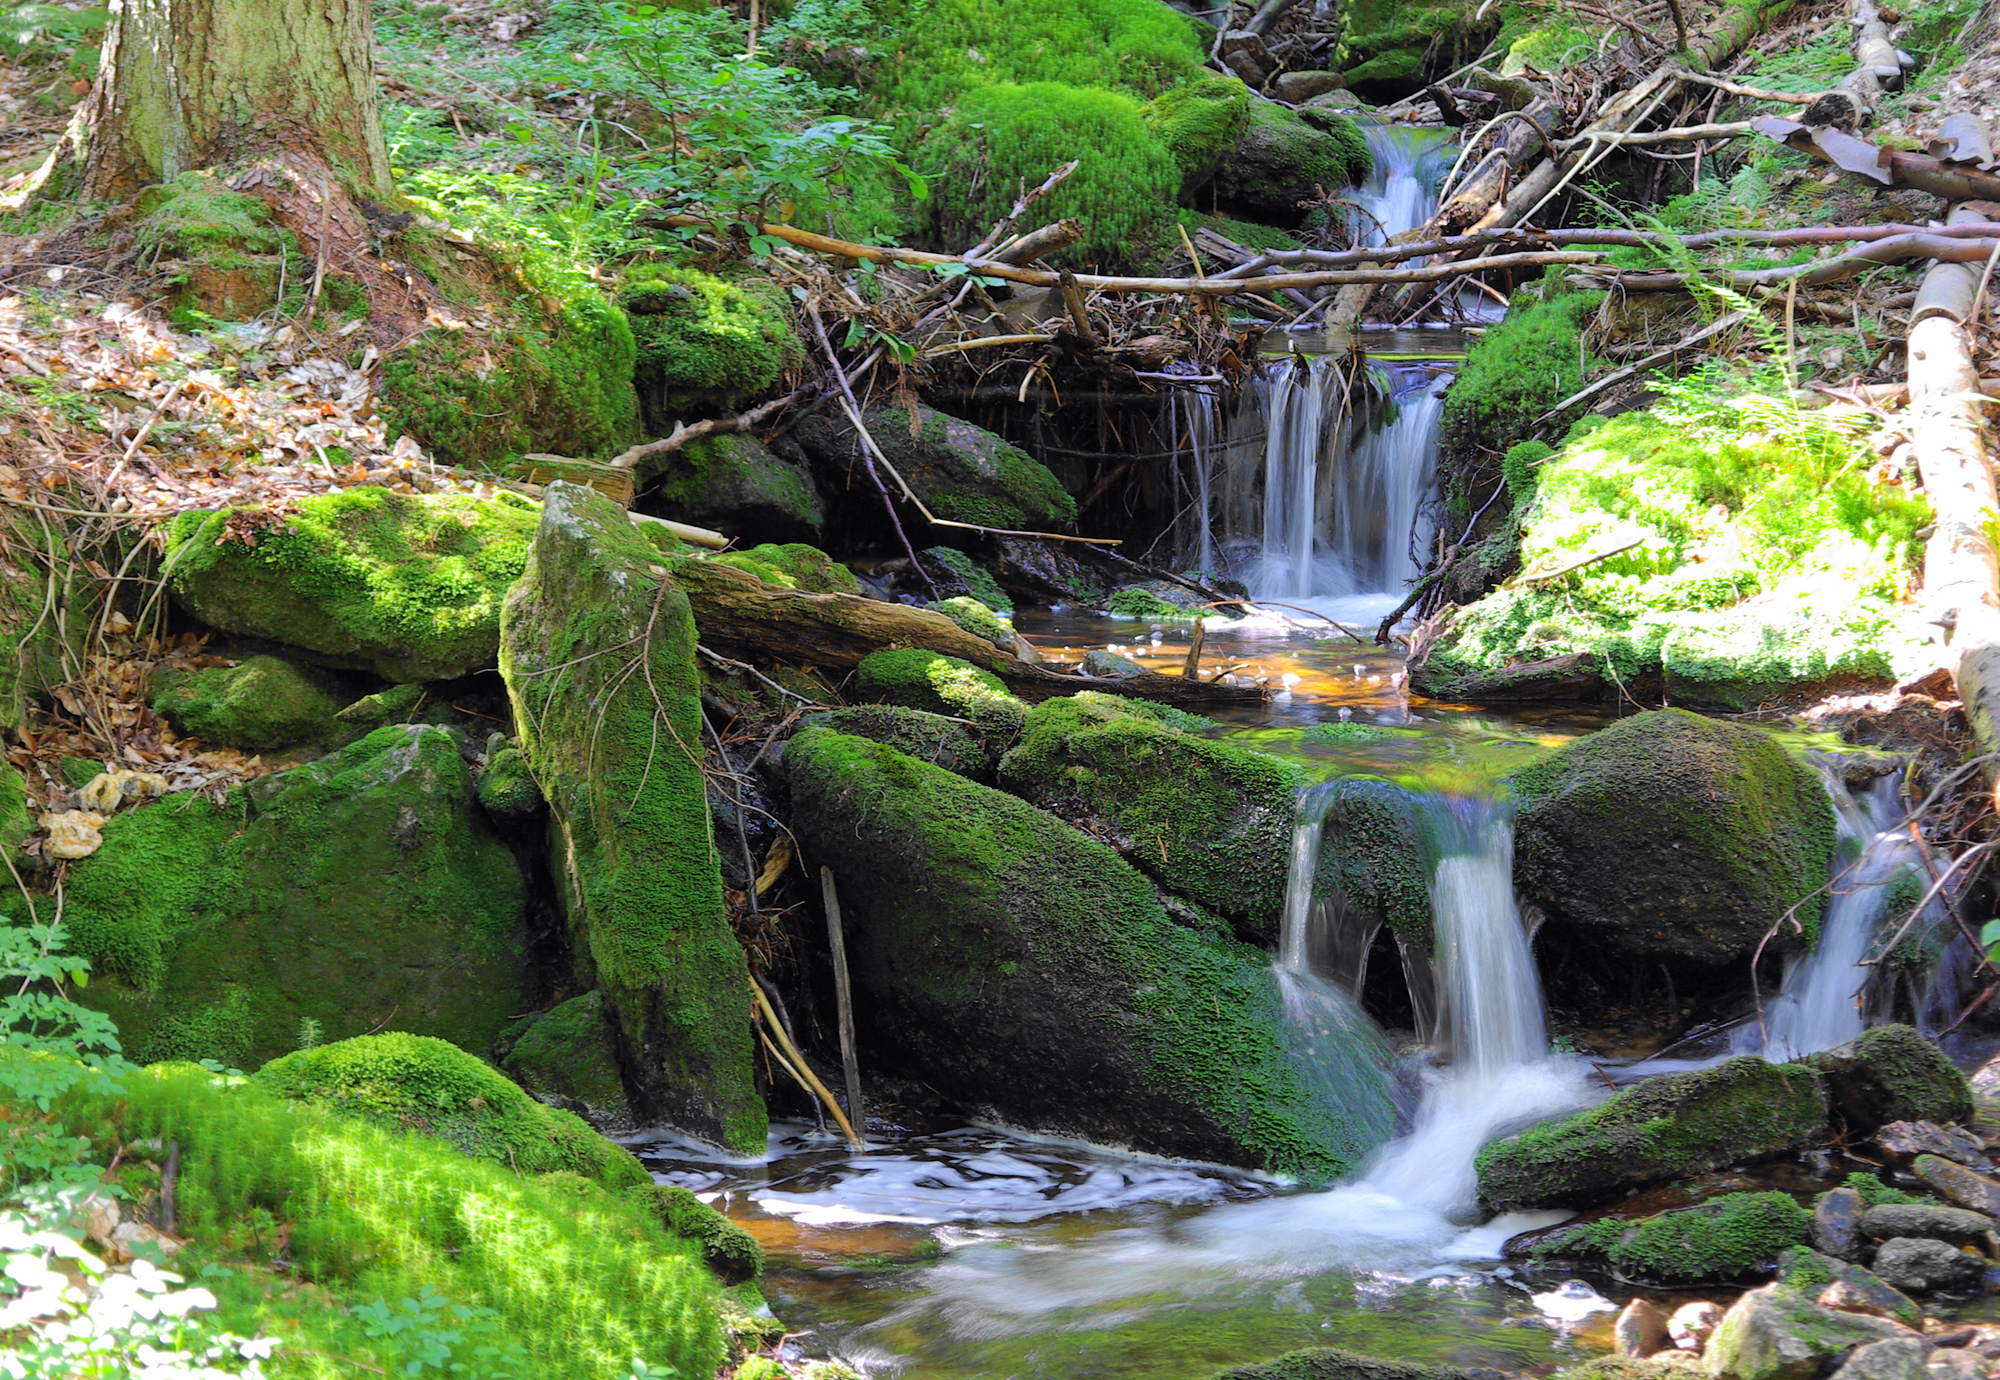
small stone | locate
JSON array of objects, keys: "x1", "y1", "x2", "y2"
[
  {"x1": 1081, "y1": 649, "x2": 1147, "y2": 679},
  {"x1": 1815, "y1": 1186, "x2": 1869, "y2": 1260},
  {"x1": 1876, "y1": 1121, "x2": 1989, "y2": 1167},
  {"x1": 1830, "y1": 1339, "x2": 1930, "y2": 1380},
  {"x1": 1669, "y1": 1300, "x2": 1722, "y2": 1351},
  {"x1": 1861, "y1": 1203, "x2": 1995, "y2": 1246},
  {"x1": 1871, "y1": 1237, "x2": 1985, "y2": 1293},
  {"x1": 1821, "y1": 1280, "x2": 1912, "y2": 1322},
  {"x1": 1914, "y1": 1156, "x2": 2000, "y2": 1217},
  {"x1": 1617, "y1": 1297, "x2": 1672, "y2": 1358},
  {"x1": 1273, "y1": 70, "x2": 1346, "y2": 103},
  {"x1": 1924, "y1": 1348, "x2": 1986, "y2": 1380}
]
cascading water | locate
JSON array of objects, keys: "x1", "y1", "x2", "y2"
[
  {"x1": 1734, "y1": 758, "x2": 1952, "y2": 1063},
  {"x1": 1350, "y1": 122, "x2": 1459, "y2": 245}
]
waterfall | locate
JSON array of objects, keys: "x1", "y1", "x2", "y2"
[
  {"x1": 1734, "y1": 760, "x2": 1949, "y2": 1064},
  {"x1": 1426, "y1": 796, "x2": 1549, "y2": 1077},
  {"x1": 1350, "y1": 123, "x2": 1459, "y2": 245}
]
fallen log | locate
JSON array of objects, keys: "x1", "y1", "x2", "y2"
[{"x1": 1568, "y1": 232, "x2": 2000, "y2": 291}]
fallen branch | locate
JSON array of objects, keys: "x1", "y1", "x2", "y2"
[
  {"x1": 1536, "y1": 312, "x2": 1747, "y2": 421},
  {"x1": 1571, "y1": 232, "x2": 2000, "y2": 291},
  {"x1": 1517, "y1": 537, "x2": 1647, "y2": 583},
  {"x1": 610, "y1": 383, "x2": 820, "y2": 472},
  {"x1": 1553, "y1": 119, "x2": 1754, "y2": 150}
]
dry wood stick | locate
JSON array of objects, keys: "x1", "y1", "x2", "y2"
[
  {"x1": 1535, "y1": 312, "x2": 1746, "y2": 422},
  {"x1": 819, "y1": 866, "x2": 866, "y2": 1147},
  {"x1": 966, "y1": 162, "x2": 1079, "y2": 261},
  {"x1": 1182, "y1": 618, "x2": 1206, "y2": 679}
]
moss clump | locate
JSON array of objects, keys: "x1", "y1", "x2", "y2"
[
  {"x1": 1807, "y1": 1024, "x2": 1973, "y2": 1129},
  {"x1": 63, "y1": 1064, "x2": 725, "y2": 1379},
  {"x1": 712, "y1": 542, "x2": 859, "y2": 594},
  {"x1": 477, "y1": 743, "x2": 543, "y2": 820},
  {"x1": 51, "y1": 724, "x2": 528, "y2": 1067},
  {"x1": 1141, "y1": 75, "x2": 1252, "y2": 197},
  {"x1": 1302, "y1": 722, "x2": 1395, "y2": 742},
  {"x1": 807, "y1": 705, "x2": 991, "y2": 779},
  {"x1": 1510, "y1": 709, "x2": 1837, "y2": 962},
  {"x1": 258, "y1": 1031, "x2": 647, "y2": 1190},
  {"x1": 132, "y1": 172, "x2": 298, "y2": 324},
  {"x1": 166, "y1": 486, "x2": 541, "y2": 682},
  {"x1": 925, "y1": 546, "x2": 1014, "y2": 613},
  {"x1": 1201, "y1": 1346, "x2": 1478, "y2": 1380},
  {"x1": 1476, "y1": 1056, "x2": 1829, "y2": 1210},
  {"x1": 1534, "y1": 1191, "x2": 1811, "y2": 1283},
  {"x1": 1108, "y1": 586, "x2": 1201, "y2": 620},
  {"x1": 1843, "y1": 1171, "x2": 1934, "y2": 1208},
  {"x1": 999, "y1": 693, "x2": 1301, "y2": 944},
  {"x1": 654, "y1": 433, "x2": 823, "y2": 539},
  {"x1": 500, "y1": 990, "x2": 628, "y2": 1122},
  {"x1": 0, "y1": 758, "x2": 31, "y2": 863},
  {"x1": 619, "y1": 266, "x2": 802, "y2": 422},
  {"x1": 499, "y1": 483, "x2": 765, "y2": 1154},
  {"x1": 919, "y1": 81, "x2": 1180, "y2": 269},
  {"x1": 629, "y1": 1184, "x2": 764, "y2": 1284},
  {"x1": 854, "y1": 647, "x2": 1026, "y2": 743},
  {"x1": 926, "y1": 595, "x2": 1015, "y2": 649},
  {"x1": 150, "y1": 654, "x2": 344, "y2": 752},
  {"x1": 1313, "y1": 778, "x2": 1435, "y2": 945},
  {"x1": 1212, "y1": 101, "x2": 1371, "y2": 228},
  {"x1": 784, "y1": 729, "x2": 1396, "y2": 1180},
  {"x1": 1440, "y1": 283, "x2": 1600, "y2": 466}
]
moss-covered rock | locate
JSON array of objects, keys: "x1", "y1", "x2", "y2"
[
  {"x1": 1531, "y1": 1191, "x2": 1811, "y2": 1284},
  {"x1": 476, "y1": 743, "x2": 543, "y2": 821},
  {"x1": 500, "y1": 990, "x2": 635, "y2": 1133},
  {"x1": 1141, "y1": 74, "x2": 1253, "y2": 199},
  {"x1": 1312, "y1": 779, "x2": 1436, "y2": 948},
  {"x1": 166, "y1": 487, "x2": 542, "y2": 682},
  {"x1": 650, "y1": 434, "x2": 825, "y2": 546},
  {"x1": 1701, "y1": 1279, "x2": 1912, "y2": 1380},
  {"x1": 1206, "y1": 1347, "x2": 1483, "y2": 1380},
  {"x1": 628, "y1": 1184, "x2": 763, "y2": 1285},
  {"x1": 999, "y1": 693, "x2": 1300, "y2": 945},
  {"x1": 0, "y1": 758, "x2": 31, "y2": 865},
  {"x1": 805, "y1": 705, "x2": 990, "y2": 781},
  {"x1": 925, "y1": 596, "x2": 1015, "y2": 651},
  {"x1": 1804, "y1": 1025, "x2": 1973, "y2": 1130},
  {"x1": 795, "y1": 404, "x2": 1076, "y2": 534},
  {"x1": 711, "y1": 542, "x2": 859, "y2": 594},
  {"x1": 619, "y1": 266, "x2": 802, "y2": 427},
  {"x1": 782, "y1": 728, "x2": 1397, "y2": 1180},
  {"x1": 1510, "y1": 710, "x2": 1836, "y2": 964},
  {"x1": 60, "y1": 724, "x2": 527, "y2": 1069},
  {"x1": 854, "y1": 648, "x2": 1028, "y2": 745},
  {"x1": 498, "y1": 482, "x2": 765, "y2": 1154},
  {"x1": 1211, "y1": 100, "x2": 1370, "y2": 229},
  {"x1": 1475, "y1": 1056, "x2": 1830, "y2": 1211},
  {"x1": 150, "y1": 654, "x2": 345, "y2": 752},
  {"x1": 257, "y1": 1031, "x2": 646, "y2": 1190}
]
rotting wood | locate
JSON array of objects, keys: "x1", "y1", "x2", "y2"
[
  {"x1": 820, "y1": 866, "x2": 866, "y2": 1147},
  {"x1": 750, "y1": 977, "x2": 861, "y2": 1149},
  {"x1": 1754, "y1": 116, "x2": 2000, "y2": 199}
]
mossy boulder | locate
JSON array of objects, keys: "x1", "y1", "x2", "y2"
[
  {"x1": 476, "y1": 743, "x2": 543, "y2": 821},
  {"x1": 498, "y1": 482, "x2": 765, "y2": 1154},
  {"x1": 1141, "y1": 74, "x2": 1253, "y2": 199},
  {"x1": 1531, "y1": 1190, "x2": 1812, "y2": 1284},
  {"x1": 619, "y1": 266, "x2": 802, "y2": 427},
  {"x1": 1803, "y1": 1025, "x2": 1973, "y2": 1131},
  {"x1": 1211, "y1": 100, "x2": 1371, "y2": 228},
  {"x1": 795, "y1": 404, "x2": 1076, "y2": 534},
  {"x1": 781, "y1": 728, "x2": 1398, "y2": 1180},
  {"x1": 1702, "y1": 1278, "x2": 1913, "y2": 1380},
  {"x1": 998, "y1": 693, "x2": 1299, "y2": 945},
  {"x1": 629, "y1": 1184, "x2": 763, "y2": 1285},
  {"x1": 854, "y1": 648, "x2": 1027, "y2": 746},
  {"x1": 499, "y1": 989, "x2": 635, "y2": 1132},
  {"x1": 651, "y1": 434, "x2": 825, "y2": 546},
  {"x1": 926, "y1": 596, "x2": 1015, "y2": 651},
  {"x1": 710, "y1": 542, "x2": 859, "y2": 594},
  {"x1": 1207, "y1": 1347, "x2": 1484, "y2": 1380},
  {"x1": 150, "y1": 654, "x2": 345, "y2": 752},
  {"x1": 805, "y1": 705, "x2": 991, "y2": 781},
  {"x1": 1659, "y1": 596, "x2": 1911, "y2": 710},
  {"x1": 1510, "y1": 710, "x2": 1837, "y2": 964},
  {"x1": 257, "y1": 1031, "x2": 647, "y2": 1190},
  {"x1": 60, "y1": 724, "x2": 527, "y2": 1069},
  {"x1": 1475, "y1": 1056, "x2": 1830, "y2": 1211},
  {"x1": 165, "y1": 487, "x2": 542, "y2": 683}
]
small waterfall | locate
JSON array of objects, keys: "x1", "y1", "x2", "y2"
[
  {"x1": 1735, "y1": 760, "x2": 1949, "y2": 1064},
  {"x1": 1350, "y1": 123, "x2": 1459, "y2": 245},
  {"x1": 1259, "y1": 356, "x2": 1339, "y2": 598},
  {"x1": 1427, "y1": 796, "x2": 1548, "y2": 1077}
]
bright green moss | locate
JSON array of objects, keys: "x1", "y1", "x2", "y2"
[
  {"x1": 501, "y1": 989, "x2": 627, "y2": 1113},
  {"x1": 61, "y1": 1065, "x2": 725, "y2": 1379},
  {"x1": 1213, "y1": 102, "x2": 1371, "y2": 226},
  {"x1": 150, "y1": 654, "x2": 344, "y2": 752},
  {"x1": 926, "y1": 595, "x2": 1015, "y2": 648},
  {"x1": 1209, "y1": 1348, "x2": 1478, "y2": 1380},
  {"x1": 926, "y1": 546, "x2": 1014, "y2": 613},
  {"x1": 1000, "y1": 694, "x2": 1302, "y2": 943},
  {"x1": 918, "y1": 82, "x2": 1181, "y2": 269},
  {"x1": 1440, "y1": 284, "x2": 1600, "y2": 465},
  {"x1": 141, "y1": 986, "x2": 258, "y2": 1070},
  {"x1": 1108, "y1": 586, "x2": 1201, "y2": 620},
  {"x1": 0, "y1": 758, "x2": 30, "y2": 862},
  {"x1": 629, "y1": 1184, "x2": 764, "y2": 1284},
  {"x1": 166, "y1": 486, "x2": 542, "y2": 682},
  {"x1": 1842, "y1": 1171, "x2": 1934, "y2": 1208},
  {"x1": 133, "y1": 173, "x2": 289, "y2": 259},
  {"x1": 855, "y1": 647, "x2": 1026, "y2": 744},
  {"x1": 259, "y1": 1031, "x2": 647, "y2": 1189},
  {"x1": 1533, "y1": 1191, "x2": 1810, "y2": 1283},
  {"x1": 1142, "y1": 75, "x2": 1252, "y2": 195},
  {"x1": 712, "y1": 542, "x2": 859, "y2": 593},
  {"x1": 807, "y1": 704, "x2": 991, "y2": 779},
  {"x1": 620, "y1": 266, "x2": 802, "y2": 420},
  {"x1": 1313, "y1": 778, "x2": 1435, "y2": 945}
]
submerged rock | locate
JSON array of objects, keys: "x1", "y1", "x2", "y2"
[
  {"x1": 499, "y1": 481, "x2": 765, "y2": 1154},
  {"x1": 1510, "y1": 709, "x2": 1836, "y2": 965},
  {"x1": 783, "y1": 728, "x2": 1396, "y2": 1180},
  {"x1": 1475, "y1": 1056, "x2": 1829, "y2": 1211},
  {"x1": 1803, "y1": 1026, "x2": 1974, "y2": 1131},
  {"x1": 166, "y1": 487, "x2": 541, "y2": 682}
]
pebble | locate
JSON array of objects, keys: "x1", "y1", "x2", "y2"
[
  {"x1": 1914, "y1": 1156, "x2": 2000, "y2": 1217},
  {"x1": 1615, "y1": 1298, "x2": 1671, "y2": 1358},
  {"x1": 1668, "y1": 1300, "x2": 1722, "y2": 1351}
]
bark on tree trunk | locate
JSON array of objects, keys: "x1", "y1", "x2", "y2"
[{"x1": 54, "y1": 0, "x2": 390, "y2": 202}]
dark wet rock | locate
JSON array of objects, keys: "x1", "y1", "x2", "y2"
[
  {"x1": 499, "y1": 990, "x2": 637, "y2": 1136},
  {"x1": 1814, "y1": 1186, "x2": 1869, "y2": 1260},
  {"x1": 1705, "y1": 1282, "x2": 1913, "y2": 1380},
  {"x1": 1828, "y1": 1339, "x2": 1929, "y2": 1380},
  {"x1": 1804, "y1": 1026, "x2": 1974, "y2": 1132},
  {"x1": 1274, "y1": 70, "x2": 1347, "y2": 103},
  {"x1": 650, "y1": 432, "x2": 825, "y2": 546},
  {"x1": 1876, "y1": 1120, "x2": 1988, "y2": 1167},
  {"x1": 1475, "y1": 1056, "x2": 1830, "y2": 1211},
  {"x1": 1510, "y1": 710, "x2": 1838, "y2": 966},
  {"x1": 1871, "y1": 1237, "x2": 1985, "y2": 1293},
  {"x1": 1913, "y1": 1156, "x2": 2000, "y2": 1217},
  {"x1": 1615, "y1": 1299, "x2": 1671, "y2": 1358},
  {"x1": 1206, "y1": 1347, "x2": 1491, "y2": 1380},
  {"x1": 1860, "y1": 1204, "x2": 1994, "y2": 1246}
]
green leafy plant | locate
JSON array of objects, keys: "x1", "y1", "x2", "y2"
[
  {"x1": 351, "y1": 1288, "x2": 530, "y2": 1377},
  {"x1": 0, "y1": 916, "x2": 127, "y2": 1200}
]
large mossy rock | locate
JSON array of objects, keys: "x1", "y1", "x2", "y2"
[
  {"x1": 1803, "y1": 1025, "x2": 1973, "y2": 1131},
  {"x1": 499, "y1": 989, "x2": 636, "y2": 1134},
  {"x1": 794, "y1": 403, "x2": 1077, "y2": 534},
  {"x1": 782, "y1": 728, "x2": 1397, "y2": 1180},
  {"x1": 1211, "y1": 100, "x2": 1370, "y2": 228},
  {"x1": 650, "y1": 433, "x2": 825, "y2": 546},
  {"x1": 498, "y1": 481, "x2": 765, "y2": 1154},
  {"x1": 1511, "y1": 710, "x2": 1836, "y2": 965},
  {"x1": 65, "y1": 724, "x2": 527, "y2": 1070},
  {"x1": 1141, "y1": 73, "x2": 1254, "y2": 199},
  {"x1": 1703, "y1": 1277, "x2": 1913, "y2": 1380},
  {"x1": 1475, "y1": 1056, "x2": 1830, "y2": 1211},
  {"x1": 166, "y1": 487, "x2": 541, "y2": 683},
  {"x1": 257, "y1": 1031, "x2": 647, "y2": 1190},
  {"x1": 998, "y1": 693, "x2": 1298, "y2": 945},
  {"x1": 1208, "y1": 1348, "x2": 1483, "y2": 1380},
  {"x1": 149, "y1": 654, "x2": 345, "y2": 752},
  {"x1": 618, "y1": 266, "x2": 802, "y2": 425},
  {"x1": 1528, "y1": 1190, "x2": 1812, "y2": 1284},
  {"x1": 805, "y1": 705, "x2": 991, "y2": 781}
]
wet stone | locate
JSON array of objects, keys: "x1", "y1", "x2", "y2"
[
  {"x1": 1878, "y1": 1121, "x2": 1989, "y2": 1168},
  {"x1": 1872, "y1": 1237, "x2": 1986, "y2": 1293},
  {"x1": 1830, "y1": 1339, "x2": 1930, "y2": 1380},
  {"x1": 1861, "y1": 1204, "x2": 1995, "y2": 1246},
  {"x1": 1080, "y1": 649, "x2": 1146, "y2": 679},
  {"x1": 1617, "y1": 1298, "x2": 1672, "y2": 1359},
  {"x1": 1915, "y1": 1156, "x2": 2000, "y2": 1217},
  {"x1": 1704, "y1": 1283, "x2": 1911, "y2": 1380},
  {"x1": 1670, "y1": 1300, "x2": 1722, "y2": 1351},
  {"x1": 1821, "y1": 1280, "x2": 1912, "y2": 1322},
  {"x1": 1924, "y1": 1349, "x2": 1987, "y2": 1380},
  {"x1": 1816, "y1": 1186, "x2": 1869, "y2": 1260}
]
